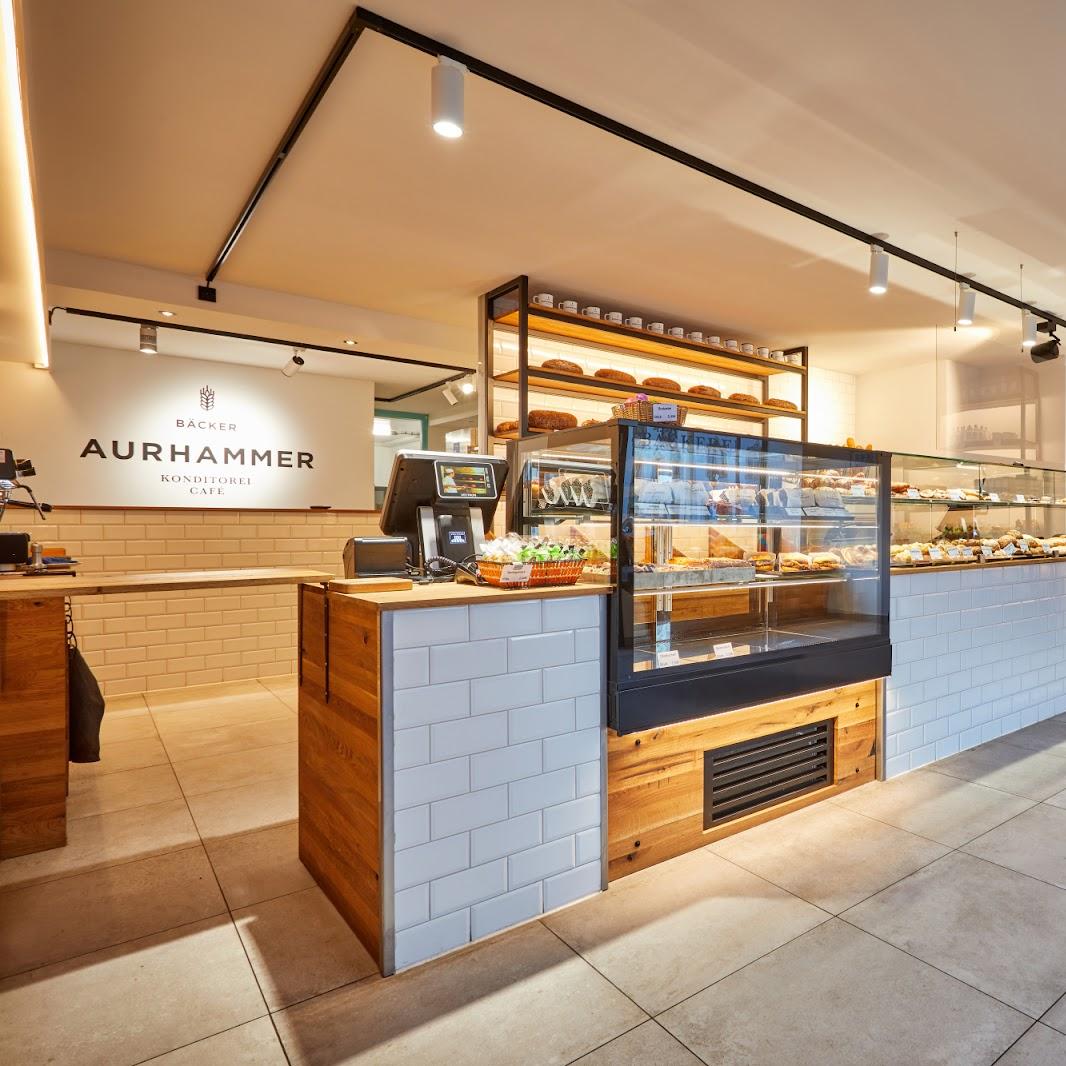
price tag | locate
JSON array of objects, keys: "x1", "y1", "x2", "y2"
[
  {"x1": 989, "y1": 493, "x2": 1000, "y2": 502},
  {"x1": 962, "y1": 547, "x2": 974, "y2": 558},
  {"x1": 1016, "y1": 541, "x2": 1030, "y2": 553},
  {"x1": 1003, "y1": 543, "x2": 1016, "y2": 557},
  {"x1": 1015, "y1": 494, "x2": 1027, "y2": 504},
  {"x1": 655, "y1": 649, "x2": 681, "y2": 668},
  {"x1": 929, "y1": 547, "x2": 944, "y2": 561},
  {"x1": 948, "y1": 489, "x2": 966, "y2": 501},
  {"x1": 652, "y1": 403, "x2": 679, "y2": 423},
  {"x1": 947, "y1": 547, "x2": 961, "y2": 559},
  {"x1": 981, "y1": 545, "x2": 993, "y2": 558},
  {"x1": 909, "y1": 550, "x2": 924, "y2": 563},
  {"x1": 906, "y1": 488, "x2": 921, "y2": 499},
  {"x1": 850, "y1": 483, "x2": 866, "y2": 497},
  {"x1": 712, "y1": 642, "x2": 735, "y2": 659},
  {"x1": 499, "y1": 563, "x2": 533, "y2": 584}
]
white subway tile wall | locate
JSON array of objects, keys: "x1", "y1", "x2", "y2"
[
  {"x1": 807, "y1": 367, "x2": 858, "y2": 446},
  {"x1": 389, "y1": 595, "x2": 605, "y2": 971},
  {"x1": 18, "y1": 507, "x2": 380, "y2": 695},
  {"x1": 885, "y1": 564, "x2": 1066, "y2": 777}
]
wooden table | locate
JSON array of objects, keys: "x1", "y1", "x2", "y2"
[{"x1": 0, "y1": 567, "x2": 329, "y2": 860}]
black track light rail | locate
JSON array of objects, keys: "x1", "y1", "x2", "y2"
[{"x1": 52, "y1": 307, "x2": 469, "y2": 402}]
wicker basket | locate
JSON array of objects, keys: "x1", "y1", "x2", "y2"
[
  {"x1": 477, "y1": 558, "x2": 585, "y2": 589},
  {"x1": 610, "y1": 400, "x2": 688, "y2": 426}
]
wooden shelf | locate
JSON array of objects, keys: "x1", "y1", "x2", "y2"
[
  {"x1": 493, "y1": 367, "x2": 804, "y2": 423},
  {"x1": 494, "y1": 306, "x2": 805, "y2": 378}
]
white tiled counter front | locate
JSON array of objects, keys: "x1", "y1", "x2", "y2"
[
  {"x1": 886, "y1": 563, "x2": 1066, "y2": 777},
  {"x1": 383, "y1": 594, "x2": 606, "y2": 971}
]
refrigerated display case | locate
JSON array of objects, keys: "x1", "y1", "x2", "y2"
[{"x1": 507, "y1": 421, "x2": 892, "y2": 733}]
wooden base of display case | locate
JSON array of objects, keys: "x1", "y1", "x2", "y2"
[{"x1": 606, "y1": 680, "x2": 880, "y2": 881}]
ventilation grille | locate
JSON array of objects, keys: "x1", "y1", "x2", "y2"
[{"x1": 704, "y1": 721, "x2": 833, "y2": 829}]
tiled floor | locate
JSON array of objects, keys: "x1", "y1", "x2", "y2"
[{"x1": 4, "y1": 684, "x2": 1066, "y2": 1064}]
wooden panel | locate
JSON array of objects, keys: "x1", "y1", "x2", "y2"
[
  {"x1": 329, "y1": 577, "x2": 413, "y2": 593},
  {"x1": 607, "y1": 681, "x2": 878, "y2": 880},
  {"x1": 347, "y1": 581, "x2": 610, "y2": 611},
  {"x1": 0, "y1": 599, "x2": 68, "y2": 858},
  {"x1": 298, "y1": 590, "x2": 383, "y2": 971}
]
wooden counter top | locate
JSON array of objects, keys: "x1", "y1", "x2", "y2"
[
  {"x1": 891, "y1": 555, "x2": 1066, "y2": 576},
  {"x1": 0, "y1": 567, "x2": 331, "y2": 600},
  {"x1": 325, "y1": 579, "x2": 611, "y2": 611}
]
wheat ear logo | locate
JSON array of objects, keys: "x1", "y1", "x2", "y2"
[{"x1": 199, "y1": 386, "x2": 215, "y2": 411}]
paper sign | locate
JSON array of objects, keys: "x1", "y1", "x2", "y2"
[
  {"x1": 929, "y1": 547, "x2": 944, "y2": 561},
  {"x1": 988, "y1": 493, "x2": 1000, "y2": 502},
  {"x1": 947, "y1": 548, "x2": 961, "y2": 559},
  {"x1": 1015, "y1": 494, "x2": 1027, "y2": 503},
  {"x1": 499, "y1": 563, "x2": 533, "y2": 584},
  {"x1": 981, "y1": 546, "x2": 993, "y2": 558},
  {"x1": 1003, "y1": 543, "x2": 1016, "y2": 557},
  {"x1": 906, "y1": 488, "x2": 921, "y2": 499},
  {"x1": 712, "y1": 642, "x2": 735, "y2": 659},
  {"x1": 962, "y1": 547, "x2": 974, "y2": 558},
  {"x1": 850, "y1": 484, "x2": 866, "y2": 497},
  {"x1": 652, "y1": 403, "x2": 679, "y2": 423},
  {"x1": 909, "y1": 550, "x2": 924, "y2": 563},
  {"x1": 655, "y1": 649, "x2": 681, "y2": 668},
  {"x1": 1016, "y1": 541, "x2": 1030, "y2": 553}
]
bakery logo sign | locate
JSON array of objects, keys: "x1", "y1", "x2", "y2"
[{"x1": 78, "y1": 383, "x2": 315, "y2": 498}]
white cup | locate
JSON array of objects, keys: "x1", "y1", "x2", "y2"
[
  {"x1": 648, "y1": 321, "x2": 665, "y2": 334},
  {"x1": 687, "y1": 331, "x2": 704, "y2": 343},
  {"x1": 668, "y1": 326, "x2": 685, "y2": 338},
  {"x1": 788, "y1": 352, "x2": 802, "y2": 365},
  {"x1": 625, "y1": 316, "x2": 643, "y2": 329},
  {"x1": 708, "y1": 335, "x2": 721, "y2": 345},
  {"x1": 757, "y1": 347, "x2": 770, "y2": 357},
  {"x1": 533, "y1": 293, "x2": 554, "y2": 307},
  {"x1": 582, "y1": 306, "x2": 601, "y2": 318},
  {"x1": 771, "y1": 350, "x2": 784, "y2": 360},
  {"x1": 558, "y1": 299, "x2": 578, "y2": 313},
  {"x1": 741, "y1": 342, "x2": 755, "y2": 354},
  {"x1": 725, "y1": 339, "x2": 739, "y2": 350},
  {"x1": 604, "y1": 311, "x2": 623, "y2": 323}
]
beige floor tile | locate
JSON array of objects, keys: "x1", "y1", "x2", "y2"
[
  {"x1": 834, "y1": 769, "x2": 1035, "y2": 847},
  {"x1": 100, "y1": 707, "x2": 159, "y2": 743},
  {"x1": 1045, "y1": 993, "x2": 1066, "y2": 1034},
  {"x1": 1043, "y1": 787, "x2": 1066, "y2": 811},
  {"x1": 144, "y1": 1017, "x2": 288, "y2": 1065},
  {"x1": 274, "y1": 921, "x2": 646, "y2": 1066},
  {"x1": 844, "y1": 851, "x2": 1066, "y2": 1016},
  {"x1": 0, "y1": 847, "x2": 225, "y2": 978},
  {"x1": 160, "y1": 715, "x2": 297, "y2": 763},
  {"x1": 999, "y1": 720, "x2": 1066, "y2": 761},
  {"x1": 204, "y1": 822, "x2": 314, "y2": 909},
  {"x1": 659, "y1": 919, "x2": 1027, "y2": 1066},
  {"x1": 68, "y1": 763, "x2": 183, "y2": 820},
  {"x1": 104, "y1": 693, "x2": 149, "y2": 713},
  {"x1": 709, "y1": 802, "x2": 949, "y2": 913},
  {"x1": 68, "y1": 734, "x2": 169, "y2": 778},
  {"x1": 259, "y1": 675, "x2": 297, "y2": 708},
  {"x1": 172, "y1": 741, "x2": 297, "y2": 798},
  {"x1": 152, "y1": 693, "x2": 292, "y2": 738},
  {"x1": 186, "y1": 773, "x2": 298, "y2": 841},
  {"x1": 573, "y1": 1021, "x2": 701, "y2": 1065},
  {"x1": 544, "y1": 849, "x2": 827, "y2": 1014},
  {"x1": 997, "y1": 1024, "x2": 1066, "y2": 1065},
  {"x1": 146, "y1": 679, "x2": 271, "y2": 708},
  {"x1": 234, "y1": 886, "x2": 377, "y2": 1010},
  {"x1": 0, "y1": 798, "x2": 199, "y2": 893},
  {"x1": 0, "y1": 916, "x2": 266, "y2": 1066},
  {"x1": 928, "y1": 740, "x2": 1066, "y2": 801},
  {"x1": 962, "y1": 803, "x2": 1066, "y2": 888}
]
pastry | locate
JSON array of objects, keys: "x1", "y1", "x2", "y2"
[
  {"x1": 581, "y1": 418, "x2": 600, "y2": 427},
  {"x1": 494, "y1": 420, "x2": 519, "y2": 435},
  {"x1": 728, "y1": 392, "x2": 760, "y2": 405},
  {"x1": 642, "y1": 376, "x2": 681, "y2": 392},
  {"x1": 594, "y1": 368, "x2": 637, "y2": 384},
  {"x1": 688, "y1": 385, "x2": 722, "y2": 398},
  {"x1": 765, "y1": 397, "x2": 798, "y2": 411},
  {"x1": 527, "y1": 409, "x2": 578, "y2": 431},
  {"x1": 540, "y1": 358, "x2": 583, "y2": 375}
]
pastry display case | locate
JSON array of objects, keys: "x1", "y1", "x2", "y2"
[
  {"x1": 507, "y1": 421, "x2": 891, "y2": 733},
  {"x1": 891, "y1": 452, "x2": 1066, "y2": 566}
]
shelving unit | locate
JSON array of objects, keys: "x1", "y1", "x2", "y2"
[{"x1": 480, "y1": 275, "x2": 808, "y2": 445}]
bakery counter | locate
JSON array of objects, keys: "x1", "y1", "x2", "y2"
[
  {"x1": 0, "y1": 567, "x2": 329, "y2": 861},
  {"x1": 885, "y1": 560, "x2": 1066, "y2": 776},
  {"x1": 298, "y1": 580, "x2": 610, "y2": 975}
]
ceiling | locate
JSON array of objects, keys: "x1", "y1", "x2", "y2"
[{"x1": 19, "y1": 0, "x2": 1066, "y2": 378}]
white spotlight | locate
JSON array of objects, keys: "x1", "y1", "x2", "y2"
[
  {"x1": 139, "y1": 323, "x2": 157, "y2": 354},
  {"x1": 957, "y1": 279, "x2": 976, "y2": 326},
  {"x1": 441, "y1": 384, "x2": 459, "y2": 406},
  {"x1": 868, "y1": 243, "x2": 889, "y2": 295},
  {"x1": 459, "y1": 378, "x2": 475, "y2": 395},
  {"x1": 431, "y1": 56, "x2": 465, "y2": 139},
  {"x1": 1022, "y1": 311, "x2": 1039, "y2": 348},
  {"x1": 282, "y1": 348, "x2": 305, "y2": 378}
]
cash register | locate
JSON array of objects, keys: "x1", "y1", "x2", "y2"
[{"x1": 378, "y1": 450, "x2": 508, "y2": 581}]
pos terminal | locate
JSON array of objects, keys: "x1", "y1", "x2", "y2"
[{"x1": 379, "y1": 451, "x2": 508, "y2": 579}]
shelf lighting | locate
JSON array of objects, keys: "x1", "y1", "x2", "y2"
[
  {"x1": 868, "y1": 241, "x2": 890, "y2": 295},
  {"x1": 431, "y1": 56, "x2": 465, "y2": 139},
  {"x1": 138, "y1": 323, "x2": 157, "y2": 354}
]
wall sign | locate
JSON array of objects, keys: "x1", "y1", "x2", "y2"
[{"x1": 0, "y1": 343, "x2": 375, "y2": 509}]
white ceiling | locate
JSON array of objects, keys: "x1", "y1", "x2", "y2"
[{"x1": 18, "y1": 0, "x2": 1066, "y2": 378}]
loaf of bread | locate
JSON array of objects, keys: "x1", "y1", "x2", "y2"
[
  {"x1": 527, "y1": 409, "x2": 578, "y2": 431},
  {"x1": 540, "y1": 358, "x2": 583, "y2": 375},
  {"x1": 728, "y1": 392, "x2": 760, "y2": 405},
  {"x1": 765, "y1": 397, "x2": 798, "y2": 411},
  {"x1": 642, "y1": 376, "x2": 681, "y2": 392},
  {"x1": 594, "y1": 368, "x2": 637, "y2": 384},
  {"x1": 688, "y1": 385, "x2": 722, "y2": 398},
  {"x1": 494, "y1": 420, "x2": 519, "y2": 435},
  {"x1": 581, "y1": 418, "x2": 601, "y2": 427}
]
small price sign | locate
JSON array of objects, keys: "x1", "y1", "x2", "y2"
[
  {"x1": 1016, "y1": 541, "x2": 1030, "y2": 553},
  {"x1": 909, "y1": 550, "x2": 924, "y2": 564},
  {"x1": 1015, "y1": 494, "x2": 1027, "y2": 504},
  {"x1": 962, "y1": 547, "x2": 975, "y2": 558},
  {"x1": 655, "y1": 649, "x2": 681, "y2": 668},
  {"x1": 981, "y1": 545, "x2": 994, "y2": 558},
  {"x1": 850, "y1": 483, "x2": 866, "y2": 497},
  {"x1": 928, "y1": 547, "x2": 944, "y2": 561},
  {"x1": 989, "y1": 493, "x2": 1001, "y2": 502},
  {"x1": 1003, "y1": 543, "x2": 1017, "y2": 557},
  {"x1": 947, "y1": 547, "x2": 961, "y2": 559},
  {"x1": 712, "y1": 642, "x2": 735, "y2": 659},
  {"x1": 652, "y1": 403, "x2": 679, "y2": 423},
  {"x1": 499, "y1": 563, "x2": 533, "y2": 584},
  {"x1": 906, "y1": 488, "x2": 921, "y2": 499}
]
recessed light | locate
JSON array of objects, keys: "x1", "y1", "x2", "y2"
[
  {"x1": 159, "y1": 309, "x2": 175, "y2": 318},
  {"x1": 343, "y1": 338, "x2": 356, "y2": 346}
]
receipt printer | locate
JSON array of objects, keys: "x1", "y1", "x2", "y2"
[{"x1": 343, "y1": 536, "x2": 408, "y2": 578}]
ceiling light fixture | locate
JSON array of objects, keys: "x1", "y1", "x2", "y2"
[
  {"x1": 957, "y1": 275, "x2": 976, "y2": 326},
  {"x1": 343, "y1": 338, "x2": 356, "y2": 346},
  {"x1": 159, "y1": 309, "x2": 175, "y2": 318},
  {"x1": 1022, "y1": 310, "x2": 1039, "y2": 348},
  {"x1": 868, "y1": 235, "x2": 889, "y2": 295},
  {"x1": 1031, "y1": 322, "x2": 1060, "y2": 364},
  {"x1": 459, "y1": 378, "x2": 475, "y2": 395},
  {"x1": 431, "y1": 56, "x2": 465, "y2": 139},
  {"x1": 282, "y1": 348, "x2": 305, "y2": 377},
  {"x1": 138, "y1": 323, "x2": 158, "y2": 354},
  {"x1": 441, "y1": 384, "x2": 459, "y2": 406}
]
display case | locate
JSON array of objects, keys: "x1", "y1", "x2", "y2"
[
  {"x1": 891, "y1": 452, "x2": 1066, "y2": 565},
  {"x1": 507, "y1": 421, "x2": 892, "y2": 733}
]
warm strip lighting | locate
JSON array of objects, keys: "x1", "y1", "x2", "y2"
[{"x1": 1, "y1": 0, "x2": 49, "y2": 370}]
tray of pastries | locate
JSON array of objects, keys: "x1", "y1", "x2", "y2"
[{"x1": 633, "y1": 557, "x2": 756, "y2": 589}]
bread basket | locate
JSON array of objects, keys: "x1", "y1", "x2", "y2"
[
  {"x1": 610, "y1": 399, "x2": 689, "y2": 426},
  {"x1": 477, "y1": 558, "x2": 585, "y2": 589}
]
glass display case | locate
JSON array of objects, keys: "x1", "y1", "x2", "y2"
[
  {"x1": 507, "y1": 421, "x2": 892, "y2": 733},
  {"x1": 891, "y1": 452, "x2": 1066, "y2": 565}
]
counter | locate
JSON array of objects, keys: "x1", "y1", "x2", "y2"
[
  {"x1": 0, "y1": 566, "x2": 328, "y2": 860},
  {"x1": 298, "y1": 581, "x2": 609, "y2": 974}
]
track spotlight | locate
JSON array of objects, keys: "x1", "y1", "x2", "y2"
[
  {"x1": 282, "y1": 348, "x2": 305, "y2": 377},
  {"x1": 1031, "y1": 324, "x2": 1060, "y2": 363},
  {"x1": 441, "y1": 384, "x2": 459, "y2": 406},
  {"x1": 459, "y1": 378, "x2": 475, "y2": 395},
  {"x1": 138, "y1": 323, "x2": 157, "y2": 354},
  {"x1": 431, "y1": 56, "x2": 465, "y2": 139},
  {"x1": 956, "y1": 277, "x2": 976, "y2": 326},
  {"x1": 1022, "y1": 311, "x2": 1039, "y2": 348},
  {"x1": 868, "y1": 241, "x2": 889, "y2": 295}
]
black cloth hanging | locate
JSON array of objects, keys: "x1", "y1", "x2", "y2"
[{"x1": 66, "y1": 601, "x2": 105, "y2": 763}]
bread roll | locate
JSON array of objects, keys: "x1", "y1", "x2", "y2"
[
  {"x1": 494, "y1": 420, "x2": 519, "y2": 435},
  {"x1": 687, "y1": 385, "x2": 722, "y2": 398},
  {"x1": 642, "y1": 376, "x2": 681, "y2": 392},
  {"x1": 527, "y1": 410, "x2": 578, "y2": 431},
  {"x1": 765, "y1": 397, "x2": 798, "y2": 411},
  {"x1": 594, "y1": 368, "x2": 637, "y2": 384},
  {"x1": 540, "y1": 358, "x2": 583, "y2": 375},
  {"x1": 729, "y1": 392, "x2": 760, "y2": 405}
]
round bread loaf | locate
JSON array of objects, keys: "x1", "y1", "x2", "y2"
[
  {"x1": 765, "y1": 397, "x2": 798, "y2": 411},
  {"x1": 540, "y1": 358, "x2": 583, "y2": 375},
  {"x1": 642, "y1": 376, "x2": 681, "y2": 392},
  {"x1": 687, "y1": 385, "x2": 722, "y2": 398},
  {"x1": 729, "y1": 392, "x2": 760, "y2": 405},
  {"x1": 528, "y1": 409, "x2": 578, "y2": 431},
  {"x1": 594, "y1": 368, "x2": 637, "y2": 384}
]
